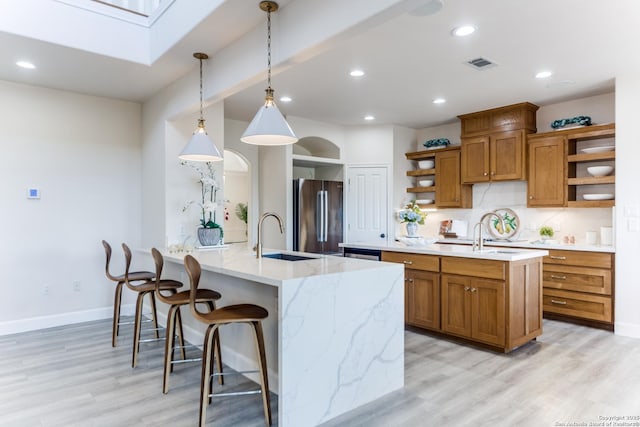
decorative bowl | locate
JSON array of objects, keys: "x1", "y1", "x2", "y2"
[
  {"x1": 586, "y1": 166, "x2": 613, "y2": 177},
  {"x1": 418, "y1": 160, "x2": 435, "y2": 169},
  {"x1": 418, "y1": 179, "x2": 434, "y2": 187}
]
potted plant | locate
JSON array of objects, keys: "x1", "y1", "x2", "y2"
[
  {"x1": 399, "y1": 200, "x2": 426, "y2": 237},
  {"x1": 182, "y1": 161, "x2": 224, "y2": 246},
  {"x1": 539, "y1": 226, "x2": 554, "y2": 242}
]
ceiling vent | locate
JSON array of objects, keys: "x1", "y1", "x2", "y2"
[{"x1": 466, "y1": 57, "x2": 497, "y2": 70}]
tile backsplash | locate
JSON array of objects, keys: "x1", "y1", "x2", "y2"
[{"x1": 400, "y1": 181, "x2": 614, "y2": 245}]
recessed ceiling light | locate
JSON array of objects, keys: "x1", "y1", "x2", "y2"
[
  {"x1": 451, "y1": 25, "x2": 476, "y2": 37},
  {"x1": 535, "y1": 71, "x2": 553, "y2": 79},
  {"x1": 16, "y1": 61, "x2": 36, "y2": 69},
  {"x1": 280, "y1": 96, "x2": 292, "y2": 102},
  {"x1": 350, "y1": 69, "x2": 365, "y2": 77},
  {"x1": 364, "y1": 115, "x2": 375, "y2": 121},
  {"x1": 432, "y1": 98, "x2": 446, "y2": 104}
]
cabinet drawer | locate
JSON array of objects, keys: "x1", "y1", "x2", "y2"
[
  {"x1": 543, "y1": 288, "x2": 612, "y2": 323},
  {"x1": 544, "y1": 250, "x2": 612, "y2": 269},
  {"x1": 543, "y1": 265, "x2": 612, "y2": 295},
  {"x1": 441, "y1": 257, "x2": 505, "y2": 280},
  {"x1": 381, "y1": 252, "x2": 439, "y2": 272}
]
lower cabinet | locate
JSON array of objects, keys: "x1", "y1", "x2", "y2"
[
  {"x1": 441, "y1": 274, "x2": 505, "y2": 347},
  {"x1": 406, "y1": 269, "x2": 440, "y2": 330},
  {"x1": 382, "y1": 251, "x2": 542, "y2": 352}
]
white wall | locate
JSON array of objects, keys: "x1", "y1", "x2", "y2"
[
  {"x1": 0, "y1": 80, "x2": 142, "y2": 333},
  {"x1": 613, "y1": 77, "x2": 640, "y2": 338}
]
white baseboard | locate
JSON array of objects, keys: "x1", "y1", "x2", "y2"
[
  {"x1": 614, "y1": 321, "x2": 640, "y2": 339},
  {"x1": 0, "y1": 304, "x2": 135, "y2": 336}
]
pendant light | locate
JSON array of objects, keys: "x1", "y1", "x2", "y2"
[
  {"x1": 241, "y1": 1, "x2": 298, "y2": 146},
  {"x1": 179, "y1": 52, "x2": 223, "y2": 162}
]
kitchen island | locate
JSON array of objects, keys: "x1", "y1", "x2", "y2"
[
  {"x1": 137, "y1": 245, "x2": 405, "y2": 427},
  {"x1": 342, "y1": 241, "x2": 549, "y2": 352}
]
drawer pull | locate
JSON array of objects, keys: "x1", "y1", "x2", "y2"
[
  {"x1": 551, "y1": 275, "x2": 567, "y2": 280},
  {"x1": 549, "y1": 255, "x2": 567, "y2": 260},
  {"x1": 403, "y1": 260, "x2": 414, "y2": 265},
  {"x1": 550, "y1": 299, "x2": 567, "y2": 305}
]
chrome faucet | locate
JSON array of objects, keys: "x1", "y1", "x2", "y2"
[
  {"x1": 256, "y1": 212, "x2": 284, "y2": 258},
  {"x1": 472, "y1": 212, "x2": 506, "y2": 252}
]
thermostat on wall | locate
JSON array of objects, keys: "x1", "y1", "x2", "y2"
[{"x1": 27, "y1": 188, "x2": 40, "y2": 199}]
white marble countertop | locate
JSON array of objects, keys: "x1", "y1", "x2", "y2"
[
  {"x1": 158, "y1": 244, "x2": 398, "y2": 287},
  {"x1": 340, "y1": 241, "x2": 548, "y2": 261},
  {"x1": 436, "y1": 238, "x2": 616, "y2": 253}
]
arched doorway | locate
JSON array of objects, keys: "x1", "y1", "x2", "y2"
[{"x1": 223, "y1": 149, "x2": 250, "y2": 243}]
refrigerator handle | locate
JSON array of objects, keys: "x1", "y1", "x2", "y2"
[
  {"x1": 316, "y1": 191, "x2": 323, "y2": 242},
  {"x1": 323, "y1": 190, "x2": 329, "y2": 242}
]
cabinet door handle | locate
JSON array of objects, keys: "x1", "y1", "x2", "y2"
[
  {"x1": 403, "y1": 260, "x2": 413, "y2": 265},
  {"x1": 483, "y1": 172, "x2": 488, "y2": 176},
  {"x1": 408, "y1": 279, "x2": 414, "y2": 283},
  {"x1": 529, "y1": 196, "x2": 534, "y2": 200},
  {"x1": 551, "y1": 275, "x2": 567, "y2": 280},
  {"x1": 549, "y1": 255, "x2": 567, "y2": 260},
  {"x1": 490, "y1": 171, "x2": 495, "y2": 176},
  {"x1": 550, "y1": 299, "x2": 567, "y2": 305},
  {"x1": 464, "y1": 287, "x2": 470, "y2": 291},
  {"x1": 471, "y1": 287, "x2": 477, "y2": 292}
]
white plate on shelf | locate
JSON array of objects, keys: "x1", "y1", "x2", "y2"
[
  {"x1": 581, "y1": 146, "x2": 614, "y2": 154},
  {"x1": 583, "y1": 194, "x2": 614, "y2": 201}
]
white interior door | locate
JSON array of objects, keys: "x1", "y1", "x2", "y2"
[{"x1": 346, "y1": 166, "x2": 388, "y2": 243}]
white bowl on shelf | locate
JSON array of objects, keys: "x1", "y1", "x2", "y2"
[
  {"x1": 417, "y1": 160, "x2": 435, "y2": 169},
  {"x1": 583, "y1": 193, "x2": 614, "y2": 201},
  {"x1": 415, "y1": 199, "x2": 434, "y2": 204},
  {"x1": 586, "y1": 166, "x2": 613, "y2": 177},
  {"x1": 418, "y1": 179, "x2": 434, "y2": 187}
]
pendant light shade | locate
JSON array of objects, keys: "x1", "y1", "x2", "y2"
[
  {"x1": 179, "y1": 53, "x2": 223, "y2": 162},
  {"x1": 241, "y1": 1, "x2": 297, "y2": 146}
]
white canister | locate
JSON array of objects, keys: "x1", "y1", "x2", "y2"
[
  {"x1": 585, "y1": 231, "x2": 597, "y2": 245},
  {"x1": 600, "y1": 226, "x2": 613, "y2": 246}
]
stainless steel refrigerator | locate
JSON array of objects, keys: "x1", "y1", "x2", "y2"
[{"x1": 293, "y1": 179, "x2": 343, "y2": 254}]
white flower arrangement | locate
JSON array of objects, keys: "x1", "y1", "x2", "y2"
[{"x1": 182, "y1": 161, "x2": 223, "y2": 234}]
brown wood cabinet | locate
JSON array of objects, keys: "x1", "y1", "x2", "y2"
[
  {"x1": 458, "y1": 102, "x2": 539, "y2": 183},
  {"x1": 382, "y1": 251, "x2": 543, "y2": 352},
  {"x1": 527, "y1": 134, "x2": 567, "y2": 207},
  {"x1": 542, "y1": 249, "x2": 614, "y2": 329},
  {"x1": 527, "y1": 123, "x2": 615, "y2": 208},
  {"x1": 405, "y1": 147, "x2": 472, "y2": 208}
]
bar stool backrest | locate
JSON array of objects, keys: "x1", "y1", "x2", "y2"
[
  {"x1": 184, "y1": 254, "x2": 208, "y2": 322},
  {"x1": 121, "y1": 243, "x2": 140, "y2": 291},
  {"x1": 102, "y1": 240, "x2": 119, "y2": 282},
  {"x1": 151, "y1": 248, "x2": 177, "y2": 305}
]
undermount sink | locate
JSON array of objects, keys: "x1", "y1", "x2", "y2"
[
  {"x1": 481, "y1": 249, "x2": 523, "y2": 254},
  {"x1": 262, "y1": 252, "x2": 317, "y2": 261}
]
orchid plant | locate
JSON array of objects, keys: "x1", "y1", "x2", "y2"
[{"x1": 182, "y1": 161, "x2": 223, "y2": 231}]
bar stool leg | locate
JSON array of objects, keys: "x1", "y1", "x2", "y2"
[
  {"x1": 112, "y1": 281, "x2": 124, "y2": 347},
  {"x1": 132, "y1": 291, "x2": 147, "y2": 368},
  {"x1": 213, "y1": 328, "x2": 223, "y2": 386},
  {"x1": 175, "y1": 308, "x2": 187, "y2": 361},
  {"x1": 163, "y1": 304, "x2": 179, "y2": 394},
  {"x1": 149, "y1": 292, "x2": 160, "y2": 339},
  {"x1": 252, "y1": 321, "x2": 272, "y2": 426},
  {"x1": 199, "y1": 324, "x2": 218, "y2": 427}
]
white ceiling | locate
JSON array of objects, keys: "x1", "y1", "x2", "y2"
[{"x1": 2, "y1": 0, "x2": 639, "y2": 130}]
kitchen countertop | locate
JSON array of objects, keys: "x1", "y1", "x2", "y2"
[
  {"x1": 436, "y1": 238, "x2": 616, "y2": 253},
  {"x1": 341, "y1": 241, "x2": 549, "y2": 261},
  {"x1": 161, "y1": 244, "x2": 399, "y2": 287}
]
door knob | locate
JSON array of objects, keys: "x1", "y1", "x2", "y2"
[{"x1": 380, "y1": 233, "x2": 386, "y2": 238}]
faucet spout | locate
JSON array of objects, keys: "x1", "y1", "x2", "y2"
[
  {"x1": 472, "y1": 212, "x2": 506, "y2": 252},
  {"x1": 256, "y1": 212, "x2": 284, "y2": 258}
]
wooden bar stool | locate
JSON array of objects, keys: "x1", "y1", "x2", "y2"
[
  {"x1": 150, "y1": 248, "x2": 223, "y2": 394},
  {"x1": 102, "y1": 240, "x2": 155, "y2": 347},
  {"x1": 122, "y1": 243, "x2": 182, "y2": 368},
  {"x1": 184, "y1": 255, "x2": 272, "y2": 427}
]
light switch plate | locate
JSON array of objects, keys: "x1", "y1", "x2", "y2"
[{"x1": 27, "y1": 188, "x2": 40, "y2": 199}]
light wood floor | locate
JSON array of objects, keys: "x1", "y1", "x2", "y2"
[{"x1": 1, "y1": 318, "x2": 639, "y2": 427}]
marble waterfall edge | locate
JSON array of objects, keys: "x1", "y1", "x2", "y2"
[{"x1": 279, "y1": 265, "x2": 405, "y2": 426}]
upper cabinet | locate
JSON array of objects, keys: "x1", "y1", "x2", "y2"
[
  {"x1": 458, "y1": 102, "x2": 539, "y2": 183},
  {"x1": 405, "y1": 146, "x2": 472, "y2": 209},
  {"x1": 527, "y1": 123, "x2": 615, "y2": 208}
]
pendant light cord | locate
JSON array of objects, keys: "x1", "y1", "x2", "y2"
[
  {"x1": 266, "y1": 6, "x2": 272, "y2": 90},
  {"x1": 199, "y1": 56, "x2": 204, "y2": 121}
]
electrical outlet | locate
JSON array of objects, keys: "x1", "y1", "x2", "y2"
[
  {"x1": 73, "y1": 281, "x2": 81, "y2": 292},
  {"x1": 43, "y1": 284, "x2": 49, "y2": 295}
]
